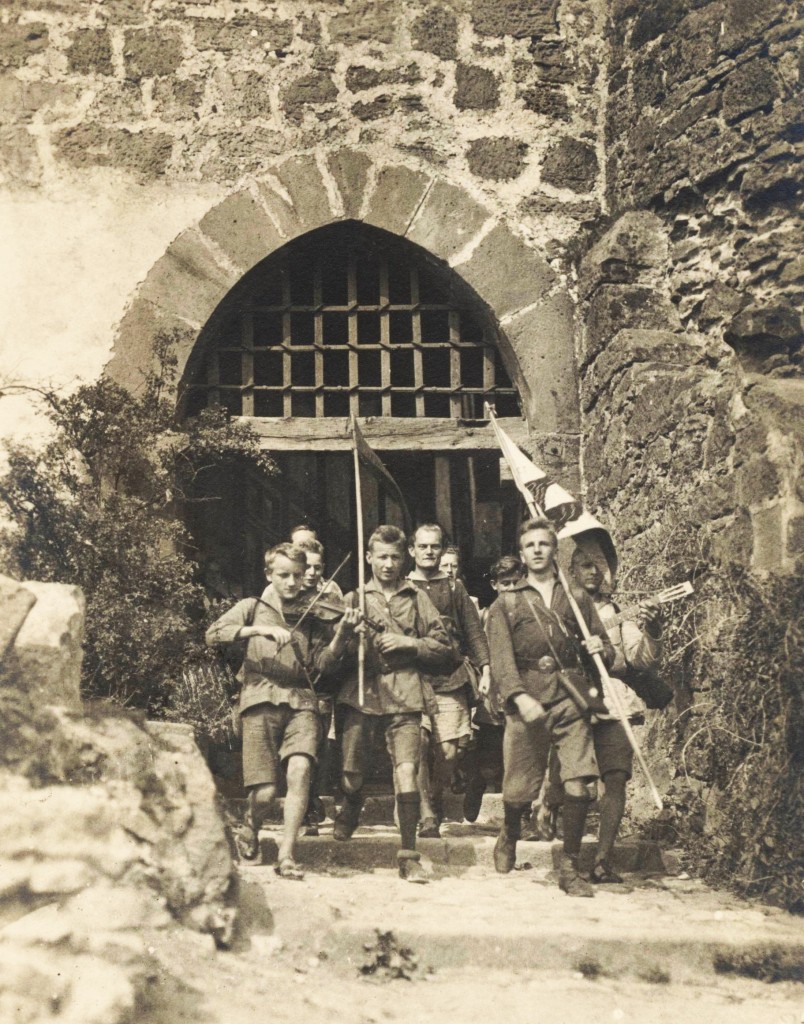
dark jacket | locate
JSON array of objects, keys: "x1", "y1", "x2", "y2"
[
  {"x1": 486, "y1": 578, "x2": 614, "y2": 709},
  {"x1": 407, "y1": 573, "x2": 490, "y2": 693}
]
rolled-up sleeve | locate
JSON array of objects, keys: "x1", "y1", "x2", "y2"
[{"x1": 205, "y1": 599, "x2": 253, "y2": 646}]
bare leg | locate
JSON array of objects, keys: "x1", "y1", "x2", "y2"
[
  {"x1": 278, "y1": 755, "x2": 312, "y2": 865},
  {"x1": 248, "y1": 783, "x2": 276, "y2": 831}
]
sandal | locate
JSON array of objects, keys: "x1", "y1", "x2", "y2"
[
  {"x1": 275, "y1": 857, "x2": 305, "y2": 881},
  {"x1": 233, "y1": 823, "x2": 260, "y2": 862}
]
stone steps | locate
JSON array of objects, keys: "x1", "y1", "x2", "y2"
[
  {"x1": 255, "y1": 822, "x2": 668, "y2": 876},
  {"x1": 239, "y1": 859, "x2": 804, "y2": 985}
]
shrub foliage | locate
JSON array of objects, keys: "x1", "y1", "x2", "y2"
[
  {"x1": 617, "y1": 512, "x2": 803, "y2": 913},
  {"x1": 0, "y1": 342, "x2": 276, "y2": 725}
]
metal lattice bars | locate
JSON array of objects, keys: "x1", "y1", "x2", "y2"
[{"x1": 190, "y1": 243, "x2": 518, "y2": 420}]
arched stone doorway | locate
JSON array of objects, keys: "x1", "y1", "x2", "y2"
[{"x1": 106, "y1": 151, "x2": 581, "y2": 600}]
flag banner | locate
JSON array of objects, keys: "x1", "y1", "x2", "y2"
[
  {"x1": 485, "y1": 404, "x2": 617, "y2": 575},
  {"x1": 350, "y1": 417, "x2": 413, "y2": 534}
]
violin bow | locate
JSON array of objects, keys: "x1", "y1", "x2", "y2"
[{"x1": 286, "y1": 552, "x2": 352, "y2": 637}]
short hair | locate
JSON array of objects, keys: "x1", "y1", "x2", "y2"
[
  {"x1": 489, "y1": 555, "x2": 524, "y2": 582},
  {"x1": 368, "y1": 524, "x2": 407, "y2": 552},
  {"x1": 289, "y1": 523, "x2": 316, "y2": 538},
  {"x1": 442, "y1": 545, "x2": 460, "y2": 560},
  {"x1": 264, "y1": 542, "x2": 307, "y2": 572},
  {"x1": 411, "y1": 523, "x2": 444, "y2": 544},
  {"x1": 298, "y1": 538, "x2": 324, "y2": 556},
  {"x1": 518, "y1": 517, "x2": 558, "y2": 546}
]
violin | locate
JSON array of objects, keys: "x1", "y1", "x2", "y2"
[{"x1": 284, "y1": 591, "x2": 386, "y2": 634}]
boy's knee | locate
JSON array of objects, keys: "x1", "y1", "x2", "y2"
[
  {"x1": 285, "y1": 755, "x2": 313, "y2": 788},
  {"x1": 249, "y1": 784, "x2": 276, "y2": 811},
  {"x1": 395, "y1": 761, "x2": 418, "y2": 790},
  {"x1": 564, "y1": 777, "x2": 597, "y2": 801},
  {"x1": 601, "y1": 770, "x2": 628, "y2": 796},
  {"x1": 342, "y1": 770, "x2": 363, "y2": 794}
]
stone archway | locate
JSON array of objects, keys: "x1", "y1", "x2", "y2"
[{"x1": 106, "y1": 150, "x2": 579, "y2": 437}]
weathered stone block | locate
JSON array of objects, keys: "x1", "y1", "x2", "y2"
[
  {"x1": 364, "y1": 165, "x2": 432, "y2": 237},
  {"x1": 0, "y1": 126, "x2": 41, "y2": 188},
  {"x1": 108, "y1": 300, "x2": 197, "y2": 392},
  {"x1": 193, "y1": 15, "x2": 293, "y2": 54},
  {"x1": 504, "y1": 290, "x2": 579, "y2": 432},
  {"x1": 584, "y1": 285, "x2": 681, "y2": 365},
  {"x1": 787, "y1": 515, "x2": 804, "y2": 557},
  {"x1": 529, "y1": 38, "x2": 575, "y2": 84},
  {"x1": 751, "y1": 503, "x2": 784, "y2": 571},
  {"x1": 472, "y1": 0, "x2": 557, "y2": 39},
  {"x1": 352, "y1": 94, "x2": 396, "y2": 120},
  {"x1": 630, "y1": 0, "x2": 684, "y2": 49},
  {"x1": 455, "y1": 223, "x2": 556, "y2": 319},
  {"x1": 699, "y1": 282, "x2": 746, "y2": 328},
  {"x1": 330, "y1": 0, "x2": 397, "y2": 44},
  {"x1": 725, "y1": 304, "x2": 803, "y2": 351},
  {"x1": 455, "y1": 64, "x2": 499, "y2": 111},
  {"x1": 67, "y1": 29, "x2": 113, "y2": 76},
  {"x1": 579, "y1": 212, "x2": 669, "y2": 298},
  {"x1": 0, "y1": 22, "x2": 48, "y2": 69},
  {"x1": 411, "y1": 5, "x2": 458, "y2": 60},
  {"x1": 345, "y1": 64, "x2": 421, "y2": 91},
  {"x1": 722, "y1": 59, "x2": 780, "y2": 123},
  {"x1": 407, "y1": 181, "x2": 490, "y2": 263},
  {"x1": 280, "y1": 72, "x2": 337, "y2": 124},
  {"x1": 0, "y1": 575, "x2": 36, "y2": 663},
  {"x1": 582, "y1": 330, "x2": 725, "y2": 411},
  {"x1": 467, "y1": 137, "x2": 527, "y2": 181},
  {"x1": 199, "y1": 191, "x2": 283, "y2": 274},
  {"x1": 9, "y1": 582, "x2": 84, "y2": 710},
  {"x1": 519, "y1": 83, "x2": 569, "y2": 120},
  {"x1": 123, "y1": 29, "x2": 182, "y2": 80},
  {"x1": 737, "y1": 455, "x2": 781, "y2": 506},
  {"x1": 138, "y1": 229, "x2": 239, "y2": 328},
  {"x1": 152, "y1": 76, "x2": 205, "y2": 118},
  {"x1": 268, "y1": 155, "x2": 336, "y2": 235},
  {"x1": 541, "y1": 137, "x2": 599, "y2": 193},
  {"x1": 327, "y1": 149, "x2": 372, "y2": 219}
]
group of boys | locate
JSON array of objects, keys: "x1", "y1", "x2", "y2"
[{"x1": 207, "y1": 517, "x2": 662, "y2": 895}]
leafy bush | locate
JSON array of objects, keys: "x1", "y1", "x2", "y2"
[
  {"x1": 0, "y1": 338, "x2": 276, "y2": 723},
  {"x1": 616, "y1": 509, "x2": 804, "y2": 913}
]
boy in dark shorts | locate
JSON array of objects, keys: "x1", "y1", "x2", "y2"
[
  {"x1": 406, "y1": 525, "x2": 491, "y2": 838},
  {"x1": 206, "y1": 543, "x2": 359, "y2": 879},
  {"x1": 463, "y1": 555, "x2": 524, "y2": 823},
  {"x1": 486, "y1": 519, "x2": 614, "y2": 897},
  {"x1": 334, "y1": 525, "x2": 453, "y2": 883}
]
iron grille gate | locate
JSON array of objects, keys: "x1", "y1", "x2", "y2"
[{"x1": 187, "y1": 230, "x2": 519, "y2": 421}]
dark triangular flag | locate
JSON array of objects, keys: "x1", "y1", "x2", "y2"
[{"x1": 350, "y1": 417, "x2": 413, "y2": 534}]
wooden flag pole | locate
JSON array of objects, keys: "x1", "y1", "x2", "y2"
[
  {"x1": 485, "y1": 404, "x2": 663, "y2": 811},
  {"x1": 351, "y1": 418, "x2": 367, "y2": 707}
]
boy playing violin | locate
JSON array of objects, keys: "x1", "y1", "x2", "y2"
[{"x1": 206, "y1": 543, "x2": 360, "y2": 879}]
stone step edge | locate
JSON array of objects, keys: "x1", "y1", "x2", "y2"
[{"x1": 254, "y1": 831, "x2": 670, "y2": 874}]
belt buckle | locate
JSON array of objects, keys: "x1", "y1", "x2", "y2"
[{"x1": 537, "y1": 655, "x2": 556, "y2": 672}]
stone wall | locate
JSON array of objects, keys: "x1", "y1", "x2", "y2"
[
  {"x1": 578, "y1": 1, "x2": 803, "y2": 574},
  {"x1": 0, "y1": 574, "x2": 236, "y2": 1023},
  {"x1": 1, "y1": 0, "x2": 610, "y2": 444}
]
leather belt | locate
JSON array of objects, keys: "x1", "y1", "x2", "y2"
[{"x1": 518, "y1": 655, "x2": 558, "y2": 672}]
